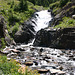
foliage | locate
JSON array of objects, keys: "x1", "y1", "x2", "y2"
[
  {"x1": 60, "y1": 0, "x2": 71, "y2": 7},
  {"x1": 19, "y1": 0, "x2": 28, "y2": 11},
  {"x1": 0, "y1": 55, "x2": 22, "y2": 75},
  {"x1": 1, "y1": 38, "x2": 6, "y2": 49},
  {"x1": 28, "y1": 0, "x2": 59, "y2": 7},
  {"x1": 54, "y1": 17, "x2": 75, "y2": 29},
  {"x1": 8, "y1": 13, "x2": 20, "y2": 25},
  {"x1": 0, "y1": 0, "x2": 37, "y2": 37},
  {"x1": 49, "y1": 1, "x2": 60, "y2": 9},
  {"x1": 0, "y1": 55, "x2": 40, "y2": 75},
  {"x1": 11, "y1": 23, "x2": 19, "y2": 37}
]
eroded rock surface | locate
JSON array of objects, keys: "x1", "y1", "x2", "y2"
[{"x1": 34, "y1": 28, "x2": 75, "y2": 49}]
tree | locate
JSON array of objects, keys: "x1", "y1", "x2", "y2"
[{"x1": 19, "y1": 0, "x2": 28, "y2": 11}]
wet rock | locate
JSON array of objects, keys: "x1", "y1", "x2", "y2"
[
  {"x1": 33, "y1": 29, "x2": 57, "y2": 47},
  {"x1": 11, "y1": 49, "x2": 20, "y2": 53},
  {"x1": 37, "y1": 69, "x2": 49, "y2": 73},
  {"x1": 7, "y1": 52, "x2": 17, "y2": 57},
  {"x1": 0, "y1": 15, "x2": 6, "y2": 37},
  {"x1": 7, "y1": 58, "x2": 11, "y2": 61},
  {"x1": 34, "y1": 28, "x2": 75, "y2": 49},
  {"x1": 2, "y1": 47, "x2": 11, "y2": 54},
  {"x1": 33, "y1": 61, "x2": 38, "y2": 65},
  {"x1": 5, "y1": 36, "x2": 16, "y2": 46},
  {"x1": 73, "y1": 57, "x2": 75, "y2": 61},
  {"x1": 49, "y1": 69, "x2": 65, "y2": 75},
  {"x1": 59, "y1": 66, "x2": 63, "y2": 70},
  {"x1": 72, "y1": 15, "x2": 75, "y2": 19},
  {"x1": 14, "y1": 19, "x2": 36, "y2": 43},
  {"x1": 17, "y1": 48, "x2": 25, "y2": 51},
  {"x1": 25, "y1": 61, "x2": 33, "y2": 66}
]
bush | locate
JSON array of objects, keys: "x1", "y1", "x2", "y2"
[
  {"x1": 54, "y1": 17, "x2": 75, "y2": 28},
  {"x1": 0, "y1": 55, "x2": 22, "y2": 75},
  {"x1": 60, "y1": 0, "x2": 71, "y2": 7},
  {"x1": 68, "y1": 20, "x2": 74, "y2": 24},
  {"x1": 14, "y1": 0, "x2": 28, "y2": 12},
  {"x1": 0, "y1": 55, "x2": 40, "y2": 75},
  {"x1": 8, "y1": 13, "x2": 20, "y2": 25},
  {"x1": 10, "y1": 0, "x2": 15, "y2": 8},
  {"x1": 1, "y1": 38, "x2": 6, "y2": 49},
  {"x1": 12, "y1": 23, "x2": 19, "y2": 37},
  {"x1": 49, "y1": 1, "x2": 60, "y2": 9}
]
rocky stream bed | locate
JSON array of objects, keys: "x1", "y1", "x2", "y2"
[{"x1": 1, "y1": 45, "x2": 75, "y2": 75}]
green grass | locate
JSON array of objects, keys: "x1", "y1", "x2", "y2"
[
  {"x1": 54, "y1": 17, "x2": 75, "y2": 29},
  {"x1": 0, "y1": 55, "x2": 21, "y2": 75},
  {"x1": 0, "y1": 0, "x2": 45, "y2": 37},
  {"x1": 49, "y1": 1, "x2": 60, "y2": 15},
  {"x1": 1, "y1": 38, "x2": 6, "y2": 49},
  {"x1": 0, "y1": 55, "x2": 40, "y2": 75}
]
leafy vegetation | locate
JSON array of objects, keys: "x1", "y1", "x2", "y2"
[
  {"x1": 28, "y1": 0, "x2": 60, "y2": 7},
  {"x1": 1, "y1": 38, "x2": 6, "y2": 49},
  {"x1": 0, "y1": 55, "x2": 39, "y2": 75},
  {"x1": 60, "y1": 0, "x2": 71, "y2": 7},
  {"x1": 0, "y1": 0, "x2": 42, "y2": 37},
  {"x1": 54, "y1": 17, "x2": 75, "y2": 29}
]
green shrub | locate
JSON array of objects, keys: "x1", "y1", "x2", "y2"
[
  {"x1": 0, "y1": 55, "x2": 40, "y2": 75},
  {"x1": 49, "y1": 1, "x2": 60, "y2": 9},
  {"x1": 1, "y1": 38, "x2": 6, "y2": 49},
  {"x1": 0, "y1": 55, "x2": 22, "y2": 75},
  {"x1": 60, "y1": 0, "x2": 71, "y2": 7},
  {"x1": 8, "y1": 13, "x2": 20, "y2": 25},
  {"x1": 12, "y1": 23, "x2": 19, "y2": 37},
  {"x1": 14, "y1": 0, "x2": 28, "y2": 12},
  {"x1": 10, "y1": 0, "x2": 15, "y2": 8},
  {"x1": 68, "y1": 20, "x2": 74, "y2": 24},
  {"x1": 54, "y1": 17, "x2": 75, "y2": 28}
]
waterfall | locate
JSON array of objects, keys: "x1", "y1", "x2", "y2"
[
  {"x1": 22, "y1": 10, "x2": 52, "y2": 46},
  {"x1": 33, "y1": 10, "x2": 52, "y2": 32}
]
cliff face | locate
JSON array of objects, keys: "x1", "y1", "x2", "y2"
[
  {"x1": 34, "y1": 28, "x2": 75, "y2": 49},
  {"x1": 0, "y1": 15, "x2": 6, "y2": 48},
  {"x1": 0, "y1": 15, "x2": 6, "y2": 37}
]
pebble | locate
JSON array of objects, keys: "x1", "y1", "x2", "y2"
[{"x1": 2, "y1": 45, "x2": 75, "y2": 75}]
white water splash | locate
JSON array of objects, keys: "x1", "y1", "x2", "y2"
[
  {"x1": 34, "y1": 10, "x2": 52, "y2": 32},
  {"x1": 21, "y1": 10, "x2": 52, "y2": 46}
]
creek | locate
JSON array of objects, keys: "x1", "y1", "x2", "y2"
[{"x1": 3, "y1": 10, "x2": 75, "y2": 75}]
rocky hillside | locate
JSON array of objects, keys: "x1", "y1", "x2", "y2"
[
  {"x1": 50, "y1": 1, "x2": 75, "y2": 27},
  {"x1": 34, "y1": 1, "x2": 75, "y2": 49}
]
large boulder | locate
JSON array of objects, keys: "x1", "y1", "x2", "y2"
[
  {"x1": 34, "y1": 28, "x2": 75, "y2": 49},
  {"x1": 14, "y1": 20, "x2": 36, "y2": 43},
  {"x1": 0, "y1": 15, "x2": 16, "y2": 47},
  {"x1": 33, "y1": 29, "x2": 58, "y2": 47}
]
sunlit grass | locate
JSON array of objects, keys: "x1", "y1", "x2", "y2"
[{"x1": 54, "y1": 17, "x2": 75, "y2": 29}]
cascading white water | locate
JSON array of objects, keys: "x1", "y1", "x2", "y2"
[
  {"x1": 21, "y1": 10, "x2": 52, "y2": 46},
  {"x1": 34, "y1": 10, "x2": 52, "y2": 32}
]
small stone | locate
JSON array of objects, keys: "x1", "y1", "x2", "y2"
[
  {"x1": 11, "y1": 49, "x2": 20, "y2": 53},
  {"x1": 37, "y1": 69, "x2": 49, "y2": 73},
  {"x1": 25, "y1": 62, "x2": 33, "y2": 66},
  {"x1": 73, "y1": 57, "x2": 75, "y2": 61},
  {"x1": 49, "y1": 69, "x2": 65, "y2": 74},
  {"x1": 59, "y1": 66, "x2": 63, "y2": 70}
]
